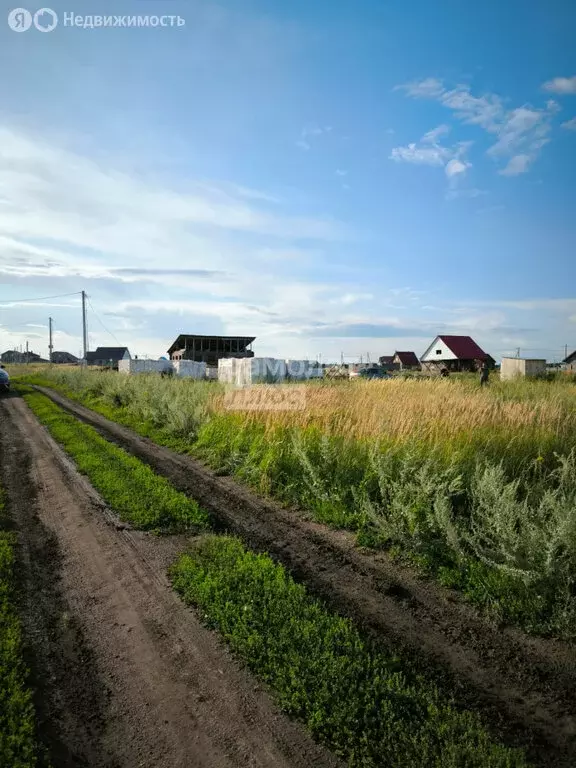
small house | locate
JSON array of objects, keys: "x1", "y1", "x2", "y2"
[
  {"x1": 562, "y1": 351, "x2": 576, "y2": 373},
  {"x1": 392, "y1": 351, "x2": 420, "y2": 371},
  {"x1": 420, "y1": 335, "x2": 494, "y2": 373},
  {"x1": 51, "y1": 351, "x2": 79, "y2": 364},
  {"x1": 85, "y1": 347, "x2": 131, "y2": 369},
  {"x1": 563, "y1": 350, "x2": 576, "y2": 373}
]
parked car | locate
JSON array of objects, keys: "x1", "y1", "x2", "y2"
[
  {"x1": 0, "y1": 366, "x2": 10, "y2": 393},
  {"x1": 356, "y1": 367, "x2": 391, "y2": 380}
]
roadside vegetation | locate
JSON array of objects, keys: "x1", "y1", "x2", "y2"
[
  {"x1": 0, "y1": 488, "x2": 39, "y2": 768},
  {"x1": 17, "y1": 367, "x2": 576, "y2": 638},
  {"x1": 21, "y1": 388, "x2": 209, "y2": 533},
  {"x1": 172, "y1": 535, "x2": 527, "y2": 767},
  {"x1": 7, "y1": 378, "x2": 534, "y2": 765}
]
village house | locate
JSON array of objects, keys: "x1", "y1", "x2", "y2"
[
  {"x1": 563, "y1": 350, "x2": 576, "y2": 373},
  {"x1": 85, "y1": 347, "x2": 131, "y2": 369},
  {"x1": 420, "y1": 335, "x2": 494, "y2": 373},
  {"x1": 392, "y1": 351, "x2": 420, "y2": 371}
]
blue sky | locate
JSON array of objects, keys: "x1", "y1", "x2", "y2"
[{"x1": 1, "y1": 0, "x2": 575, "y2": 362}]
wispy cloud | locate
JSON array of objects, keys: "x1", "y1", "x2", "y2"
[
  {"x1": 561, "y1": 117, "x2": 576, "y2": 130},
  {"x1": 422, "y1": 124, "x2": 451, "y2": 144},
  {"x1": 542, "y1": 76, "x2": 576, "y2": 95},
  {"x1": 396, "y1": 79, "x2": 559, "y2": 176},
  {"x1": 499, "y1": 154, "x2": 532, "y2": 177},
  {"x1": 389, "y1": 143, "x2": 451, "y2": 166},
  {"x1": 296, "y1": 124, "x2": 333, "y2": 150},
  {"x1": 395, "y1": 77, "x2": 445, "y2": 98},
  {"x1": 390, "y1": 125, "x2": 473, "y2": 196}
]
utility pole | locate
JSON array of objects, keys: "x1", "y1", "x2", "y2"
[
  {"x1": 48, "y1": 317, "x2": 54, "y2": 363},
  {"x1": 516, "y1": 347, "x2": 520, "y2": 358},
  {"x1": 26, "y1": 340, "x2": 29, "y2": 364},
  {"x1": 565, "y1": 344, "x2": 568, "y2": 361},
  {"x1": 81, "y1": 290, "x2": 88, "y2": 361}
]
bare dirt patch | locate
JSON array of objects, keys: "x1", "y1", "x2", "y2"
[
  {"x1": 35, "y1": 385, "x2": 576, "y2": 768},
  {"x1": 0, "y1": 394, "x2": 340, "y2": 768}
]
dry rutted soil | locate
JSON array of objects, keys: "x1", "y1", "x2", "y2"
[
  {"x1": 0, "y1": 394, "x2": 340, "y2": 768},
  {"x1": 33, "y1": 385, "x2": 576, "y2": 768}
]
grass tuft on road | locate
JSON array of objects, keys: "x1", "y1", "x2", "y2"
[
  {"x1": 0, "y1": 490, "x2": 39, "y2": 768},
  {"x1": 171, "y1": 535, "x2": 528, "y2": 768},
  {"x1": 22, "y1": 389, "x2": 209, "y2": 533}
]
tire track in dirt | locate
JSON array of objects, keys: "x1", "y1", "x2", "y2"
[
  {"x1": 34, "y1": 385, "x2": 576, "y2": 768},
  {"x1": 0, "y1": 393, "x2": 341, "y2": 768}
]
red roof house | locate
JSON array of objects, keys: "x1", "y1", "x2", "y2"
[
  {"x1": 392, "y1": 351, "x2": 420, "y2": 370},
  {"x1": 420, "y1": 335, "x2": 494, "y2": 373}
]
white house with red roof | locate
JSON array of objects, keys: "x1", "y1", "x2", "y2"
[{"x1": 420, "y1": 335, "x2": 494, "y2": 373}]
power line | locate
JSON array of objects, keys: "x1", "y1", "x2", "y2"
[
  {"x1": 87, "y1": 297, "x2": 120, "y2": 345},
  {"x1": 0, "y1": 291, "x2": 82, "y2": 305}
]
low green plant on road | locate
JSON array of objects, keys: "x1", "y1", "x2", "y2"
[
  {"x1": 0, "y1": 489, "x2": 39, "y2": 768},
  {"x1": 171, "y1": 535, "x2": 528, "y2": 768},
  {"x1": 22, "y1": 389, "x2": 209, "y2": 533}
]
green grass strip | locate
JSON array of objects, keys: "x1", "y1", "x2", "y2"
[
  {"x1": 22, "y1": 389, "x2": 209, "y2": 532},
  {"x1": 171, "y1": 535, "x2": 528, "y2": 768},
  {"x1": 0, "y1": 490, "x2": 39, "y2": 768}
]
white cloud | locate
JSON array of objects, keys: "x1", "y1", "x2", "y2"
[
  {"x1": 487, "y1": 106, "x2": 552, "y2": 157},
  {"x1": 445, "y1": 158, "x2": 469, "y2": 177},
  {"x1": 542, "y1": 76, "x2": 576, "y2": 95},
  {"x1": 334, "y1": 293, "x2": 374, "y2": 305},
  {"x1": 391, "y1": 128, "x2": 472, "y2": 197},
  {"x1": 395, "y1": 79, "x2": 558, "y2": 176},
  {"x1": 389, "y1": 143, "x2": 451, "y2": 166},
  {"x1": 0, "y1": 122, "x2": 360, "y2": 356},
  {"x1": 561, "y1": 117, "x2": 576, "y2": 130},
  {"x1": 422, "y1": 124, "x2": 451, "y2": 144},
  {"x1": 469, "y1": 298, "x2": 576, "y2": 313},
  {"x1": 335, "y1": 169, "x2": 348, "y2": 176},
  {"x1": 499, "y1": 154, "x2": 532, "y2": 176},
  {"x1": 440, "y1": 86, "x2": 504, "y2": 131},
  {"x1": 396, "y1": 78, "x2": 445, "y2": 98}
]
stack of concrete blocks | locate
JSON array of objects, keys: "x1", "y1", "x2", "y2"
[
  {"x1": 218, "y1": 357, "x2": 287, "y2": 386},
  {"x1": 118, "y1": 359, "x2": 173, "y2": 375},
  {"x1": 173, "y1": 360, "x2": 207, "y2": 379},
  {"x1": 235, "y1": 357, "x2": 287, "y2": 387},
  {"x1": 285, "y1": 360, "x2": 323, "y2": 380},
  {"x1": 217, "y1": 358, "x2": 237, "y2": 384}
]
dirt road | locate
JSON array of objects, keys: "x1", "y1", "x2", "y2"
[
  {"x1": 35, "y1": 385, "x2": 576, "y2": 767},
  {"x1": 0, "y1": 394, "x2": 341, "y2": 768}
]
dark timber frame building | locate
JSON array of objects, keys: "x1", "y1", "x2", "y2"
[{"x1": 167, "y1": 334, "x2": 255, "y2": 366}]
